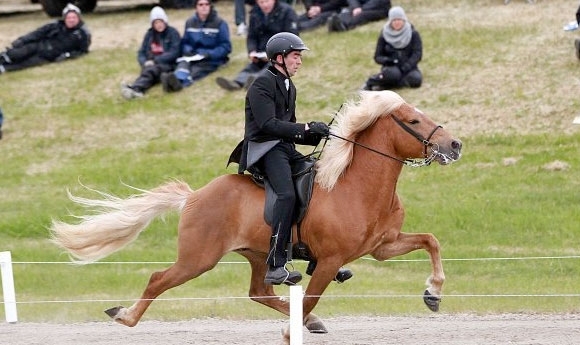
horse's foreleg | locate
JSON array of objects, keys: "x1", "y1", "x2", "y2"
[
  {"x1": 299, "y1": 259, "x2": 342, "y2": 334},
  {"x1": 371, "y1": 232, "x2": 445, "y2": 311},
  {"x1": 243, "y1": 254, "x2": 329, "y2": 339}
]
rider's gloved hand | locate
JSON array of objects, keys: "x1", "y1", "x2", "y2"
[{"x1": 308, "y1": 122, "x2": 330, "y2": 136}]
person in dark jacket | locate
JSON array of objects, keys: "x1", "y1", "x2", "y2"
[
  {"x1": 229, "y1": 32, "x2": 352, "y2": 285},
  {"x1": 298, "y1": 0, "x2": 347, "y2": 32},
  {"x1": 0, "y1": 3, "x2": 91, "y2": 74},
  {"x1": 362, "y1": 6, "x2": 422, "y2": 90},
  {"x1": 121, "y1": 6, "x2": 181, "y2": 99},
  {"x1": 215, "y1": 0, "x2": 298, "y2": 91},
  {"x1": 233, "y1": 32, "x2": 327, "y2": 285},
  {"x1": 327, "y1": 0, "x2": 390, "y2": 32},
  {"x1": 161, "y1": 0, "x2": 231, "y2": 92}
]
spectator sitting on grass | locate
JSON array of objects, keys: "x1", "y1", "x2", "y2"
[
  {"x1": 327, "y1": 0, "x2": 390, "y2": 33},
  {"x1": 362, "y1": 6, "x2": 422, "y2": 91},
  {"x1": 215, "y1": 0, "x2": 299, "y2": 91},
  {"x1": 121, "y1": 6, "x2": 181, "y2": 100},
  {"x1": 161, "y1": 0, "x2": 232, "y2": 93},
  {"x1": 0, "y1": 3, "x2": 91, "y2": 74}
]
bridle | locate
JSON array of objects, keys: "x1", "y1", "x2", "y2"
[{"x1": 325, "y1": 115, "x2": 443, "y2": 168}]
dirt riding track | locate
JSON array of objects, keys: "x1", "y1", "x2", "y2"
[{"x1": 2, "y1": 314, "x2": 580, "y2": 344}]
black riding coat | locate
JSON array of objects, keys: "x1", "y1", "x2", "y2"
[{"x1": 229, "y1": 65, "x2": 322, "y2": 173}]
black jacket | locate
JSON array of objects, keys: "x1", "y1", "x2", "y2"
[
  {"x1": 14, "y1": 19, "x2": 91, "y2": 61},
  {"x1": 247, "y1": 2, "x2": 298, "y2": 53},
  {"x1": 374, "y1": 27, "x2": 422, "y2": 75},
  {"x1": 229, "y1": 65, "x2": 322, "y2": 173}
]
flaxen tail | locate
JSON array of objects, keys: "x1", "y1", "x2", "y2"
[{"x1": 49, "y1": 180, "x2": 193, "y2": 264}]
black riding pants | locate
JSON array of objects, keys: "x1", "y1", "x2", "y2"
[{"x1": 259, "y1": 142, "x2": 305, "y2": 268}]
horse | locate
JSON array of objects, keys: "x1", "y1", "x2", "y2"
[{"x1": 49, "y1": 90, "x2": 462, "y2": 339}]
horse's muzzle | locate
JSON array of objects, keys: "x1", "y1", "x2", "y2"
[{"x1": 435, "y1": 139, "x2": 462, "y2": 165}]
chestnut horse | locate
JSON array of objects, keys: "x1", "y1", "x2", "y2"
[{"x1": 50, "y1": 91, "x2": 462, "y2": 337}]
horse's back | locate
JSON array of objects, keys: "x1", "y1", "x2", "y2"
[{"x1": 179, "y1": 173, "x2": 269, "y2": 245}]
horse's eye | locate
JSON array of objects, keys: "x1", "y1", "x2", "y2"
[{"x1": 409, "y1": 119, "x2": 420, "y2": 124}]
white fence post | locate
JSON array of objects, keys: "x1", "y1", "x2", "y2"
[
  {"x1": 289, "y1": 285, "x2": 303, "y2": 345},
  {"x1": 0, "y1": 251, "x2": 18, "y2": 323}
]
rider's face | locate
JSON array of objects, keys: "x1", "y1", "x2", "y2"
[{"x1": 281, "y1": 51, "x2": 303, "y2": 77}]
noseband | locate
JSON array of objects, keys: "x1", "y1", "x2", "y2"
[
  {"x1": 327, "y1": 115, "x2": 442, "y2": 167},
  {"x1": 391, "y1": 116, "x2": 442, "y2": 167}
]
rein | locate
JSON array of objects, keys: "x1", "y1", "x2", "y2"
[{"x1": 325, "y1": 115, "x2": 443, "y2": 168}]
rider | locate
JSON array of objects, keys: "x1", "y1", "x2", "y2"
[{"x1": 231, "y1": 32, "x2": 352, "y2": 285}]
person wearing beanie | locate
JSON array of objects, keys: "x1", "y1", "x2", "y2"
[
  {"x1": 160, "y1": 0, "x2": 232, "y2": 93},
  {"x1": 0, "y1": 3, "x2": 91, "y2": 74},
  {"x1": 362, "y1": 6, "x2": 423, "y2": 91},
  {"x1": 327, "y1": 0, "x2": 390, "y2": 32},
  {"x1": 121, "y1": 6, "x2": 182, "y2": 99}
]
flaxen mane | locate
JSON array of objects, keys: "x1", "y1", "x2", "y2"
[{"x1": 315, "y1": 91, "x2": 406, "y2": 190}]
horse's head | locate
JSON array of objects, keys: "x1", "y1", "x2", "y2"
[
  {"x1": 386, "y1": 97, "x2": 462, "y2": 167},
  {"x1": 316, "y1": 91, "x2": 462, "y2": 190}
]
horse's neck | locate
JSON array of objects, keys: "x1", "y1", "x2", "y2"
[{"x1": 338, "y1": 143, "x2": 403, "y2": 207}]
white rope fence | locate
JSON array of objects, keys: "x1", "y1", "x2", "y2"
[{"x1": 3, "y1": 252, "x2": 580, "y2": 343}]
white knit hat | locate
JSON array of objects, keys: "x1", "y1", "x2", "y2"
[
  {"x1": 62, "y1": 3, "x2": 81, "y2": 19},
  {"x1": 150, "y1": 6, "x2": 169, "y2": 25}
]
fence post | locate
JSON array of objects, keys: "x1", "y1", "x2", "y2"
[
  {"x1": 0, "y1": 251, "x2": 18, "y2": 323},
  {"x1": 289, "y1": 285, "x2": 303, "y2": 345}
]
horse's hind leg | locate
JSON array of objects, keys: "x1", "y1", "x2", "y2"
[
  {"x1": 106, "y1": 258, "x2": 219, "y2": 327},
  {"x1": 371, "y1": 232, "x2": 445, "y2": 312},
  {"x1": 242, "y1": 252, "x2": 290, "y2": 314}
]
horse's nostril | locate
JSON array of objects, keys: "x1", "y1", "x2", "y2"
[{"x1": 451, "y1": 140, "x2": 462, "y2": 151}]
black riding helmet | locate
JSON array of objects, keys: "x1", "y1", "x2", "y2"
[{"x1": 266, "y1": 32, "x2": 309, "y2": 61}]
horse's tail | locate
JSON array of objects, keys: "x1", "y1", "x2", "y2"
[{"x1": 49, "y1": 180, "x2": 194, "y2": 264}]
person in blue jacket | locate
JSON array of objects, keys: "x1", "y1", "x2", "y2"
[
  {"x1": 121, "y1": 6, "x2": 181, "y2": 99},
  {"x1": 161, "y1": 0, "x2": 232, "y2": 92}
]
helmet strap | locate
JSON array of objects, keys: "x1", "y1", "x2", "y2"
[{"x1": 273, "y1": 54, "x2": 291, "y2": 80}]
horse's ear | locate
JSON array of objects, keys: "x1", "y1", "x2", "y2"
[{"x1": 227, "y1": 140, "x2": 244, "y2": 167}]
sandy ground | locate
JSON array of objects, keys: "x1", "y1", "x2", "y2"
[{"x1": 2, "y1": 314, "x2": 580, "y2": 345}]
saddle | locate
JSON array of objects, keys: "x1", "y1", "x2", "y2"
[{"x1": 248, "y1": 156, "x2": 316, "y2": 261}]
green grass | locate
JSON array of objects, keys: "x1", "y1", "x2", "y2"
[{"x1": 1, "y1": 0, "x2": 580, "y2": 322}]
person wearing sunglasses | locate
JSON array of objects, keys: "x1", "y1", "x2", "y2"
[{"x1": 161, "y1": 0, "x2": 232, "y2": 92}]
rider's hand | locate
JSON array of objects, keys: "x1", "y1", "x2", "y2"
[{"x1": 308, "y1": 122, "x2": 330, "y2": 136}]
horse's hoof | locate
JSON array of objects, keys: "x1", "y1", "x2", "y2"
[
  {"x1": 423, "y1": 290, "x2": 440, "y2": 312},
  {"x1": 104, "y1": 306, "x2": 124, "y2": 318},
  {"x1": 306, "y1": 321, "x2": 328, "y2": 334}
]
